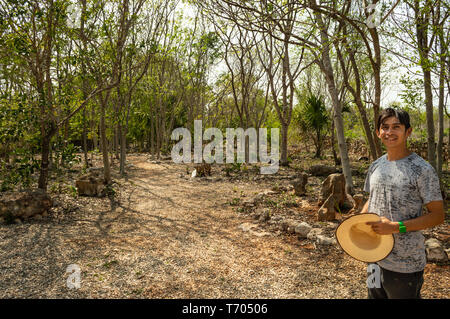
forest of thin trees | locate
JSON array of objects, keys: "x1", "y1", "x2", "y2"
[{"x1": 0, "y1": 0, "x2": 449, "y2": 194}]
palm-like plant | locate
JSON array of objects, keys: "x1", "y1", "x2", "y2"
[{"x1": 297, "y1": 94, "x2": 329, "y2": 158}]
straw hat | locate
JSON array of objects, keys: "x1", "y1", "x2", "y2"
[{"x1": 335, "y1": 213, "x2": 394, "y2": 262}]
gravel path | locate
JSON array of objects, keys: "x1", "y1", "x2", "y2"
[{"x1": 0, "y1": 154, "x2": 448, "y2": 298}]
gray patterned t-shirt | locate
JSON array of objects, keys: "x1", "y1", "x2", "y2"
[{"x1": 364, "y1": 152, "x2": 443, "y2": 273}]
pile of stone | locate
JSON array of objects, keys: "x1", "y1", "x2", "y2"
[
  {"x1": 241, "y1": 206, "x2": 338, "y2": 247},
  {"x1": 0, "y1": 189, "x2": 53, "y2": 223},
  {"x1": 75, "y1": 168, "x2": 106, "y2": 197},
  {"x1": 425, "y1": 238, "x2": 449, "y2": 263}
]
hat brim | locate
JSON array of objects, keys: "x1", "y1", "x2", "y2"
[{"x1": 335, "y1": 213, "x2": 394, "y2": 263}]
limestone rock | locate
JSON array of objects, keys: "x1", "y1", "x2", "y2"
[
  {"x1": 238, "y1": 222, "x2": 270, "y2": 237},
  {"x1": 160, "y1": 155, "x2": 172, "y2": 161},
  {"x1": 316, "y1": 235, "x2": 336, "y2": 246},
  {"x1": 251, "y1": 230, "x2": 271, "y2": 237},
  {"x1": 318, "y1": 174, "x2": 346, "y2": 206},
  {"x1": 242, "y1": 198, "x2": 255, "y2": 208},
  {"x1": 317, "y1": 173, "x2": 347, "y2": 221},
  {"x1": 287, "y1": 226, "x2": 296, "y2": 234},
  {"x1": 238, "y1": 222, "x2": 258, "y2": 232},
  {"x1": 258, "y1": 209, "x2": 271, "y2": 222},
  {"x1": 425, "y1": 238, "x2": 448, "y2": 262},
  {"x1": 279, "y1": 219, "x2": 298, "y2": 233},
  {"x1": 292, "y1": 173, "x2": 308, "y2": 196},
  {"x1": 307, "y1": 228, "x2": 323, "y2": 241},
  {"x1": 294, "y1": 222, "x2": 312, "y2": 238}
]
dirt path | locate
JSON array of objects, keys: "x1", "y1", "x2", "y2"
[{"x1": 0, "y1": 154, "x2": 448, "y2": 298}]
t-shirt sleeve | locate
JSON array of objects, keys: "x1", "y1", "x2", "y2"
[{"x1": 417, "y1": 165, "x2": 443, "y2": 204}]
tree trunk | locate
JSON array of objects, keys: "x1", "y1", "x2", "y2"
[
  {"x1": 81, "y1": 0, "x2": 89, "y2": 168},
  {"x1": 98, "y1": 122, "x2": 103, "y2": 154},
  {"x1": 330, "y1": 117, "x2": 339, "y2": 166},
  {"x1": 335, "y1": 38, "x2": 378, "y2": 161},
  {"x1": 415, "y1": 1, "x2": 436, "y2": 169},
  {"x1": 91, "y1": 107, "x2": 98, "y2": 153},
  {"x1": 110, "y1": 138, "x2": 114, "y2": 167},
  {"x1": 367, "y1": 27, "x2": 383, "y2": 158},
  {"x1": 155, "y1": 113, "x2": 161, "y2": 159},
  {"x1": 423, "y1": 70, "x2": 436, "y2": 168},
  {"x1": 99, "y1": 95, "x2": 111, "y2": 184},
  {"x1": 436, "y1": 35, "x2": 445, "y2": 178},
  {"x1": 313, "y1": 3, "x2": 353, "y2": 194},
  {"x1": 37, "y1": 95, "x2": 57, "y2": 191},
  {"x1": 115, "y1": 124, "x2": 120, "y2": 160},
  {"x1": 150, "y1": 115, "x2": 155, "y2": 157},
  {"x1": 314, "y1": 129, "x2": 321, "y2": 158},
  {"x1": 82, "y1": 106, "x2": 89, "y2": 167},
  {"x1": 280, "y1": 121, "x2": 289, "y2": 166},
  {"x1": 356, "y1": 99, "x2": 378, "y2": 161},
  {"x1": 38, "y1": 133, "x2": 53, "y2": 191},
  {"x1": 161, "y1": 110, "x2": 166, "y2": 155},
  {"x1": 331, "y1": 104, "x2": 353, "y2": 194},
  {"x1": 119, "y1": 125, "x2": 127, "y2": 176}
]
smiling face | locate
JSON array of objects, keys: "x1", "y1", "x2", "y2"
[{"x1": 376, "y1": 116, "x2": 412, "y2": 150}]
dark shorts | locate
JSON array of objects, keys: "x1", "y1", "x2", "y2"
[{"x1": 367, "y1": 264, "x2": 424, "y2": 299}]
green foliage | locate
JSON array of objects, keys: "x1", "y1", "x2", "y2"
[
  {"x1": 299, "y1": 94, "x2": 329, "y2": 131},
  {"x1": 61, "y1": 143, "x2": 82, "y2": 168},
  {"x1": 223, "y1": 152, "x2": 245, "y2": 176},
  {"x1": 343, "y1": 103, "x2": 365, "y2": 141},
  {"x1": 105, "y1": 184, "x2": 116, "y2": 198},
  {"x1": 399, "y1": 77, "x2": 424, "y2": 111},
  {"x1": 229, "y1": 197, "x2": 240, "y2": 206},
  {"x1": 67, "y1": 185, "x2": 78, "y2": 198},
  {"x1": 52, "y1": 138, "x2": 82, "y2": 170},
  {"x1": 294, "y1": 93, "x2": 329, "y2": 157},
  {"x1": 0, "y1": 95, "x2": 41, "y2": 190},
  {"x1": 399, "y1": 76, "x2": 427, "y2": 140},
  {"x1": 0, "y1": 150, "x2": 40, "y2": 191},
  {"x1": 231, "y1": 161, "x2": 242, "y2": 172},
  {"x1": 0, "y1": 96, "x2": 39, "y2": 147}
]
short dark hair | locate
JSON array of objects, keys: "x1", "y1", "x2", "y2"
[{"x1": 377, "y1": 107, "x2": 411, "y2": 131}]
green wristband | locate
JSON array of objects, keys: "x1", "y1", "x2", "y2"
[{"x1": 398, "y1": 221, "x2": 407, "y2": 233}]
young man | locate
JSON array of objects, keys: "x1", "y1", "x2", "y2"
[{"x1": 361, "y1": 107, "x2": 444, "y2": 299}]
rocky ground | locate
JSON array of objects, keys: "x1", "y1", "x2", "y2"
[{"x1": 0, "y1": 152, "x2": 448, "y2": 299}]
